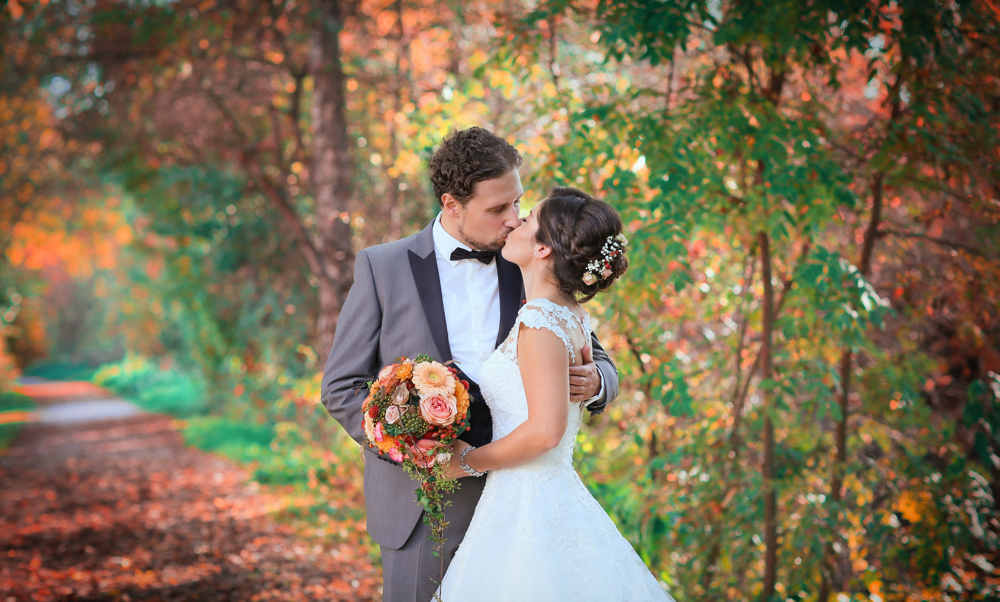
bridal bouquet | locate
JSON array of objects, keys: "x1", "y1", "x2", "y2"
[{"x1": 362, "y1": 354, "x2": 471, "y2": 553}]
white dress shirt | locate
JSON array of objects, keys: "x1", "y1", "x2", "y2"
[{"x1": 433, "y1": 215, "x2": 501, "y2": 384}]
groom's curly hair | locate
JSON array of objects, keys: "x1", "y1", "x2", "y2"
[{"x1": 429, "y1": 127, "x2": 522, "y2": 206}]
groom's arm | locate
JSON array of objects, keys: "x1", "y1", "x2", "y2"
[
  {"x1": 584, "y1": 332, "x2": 618, "y2": 416},
  {"x1": 321, "y1": 249, "x2": 381, "y2": 445}
]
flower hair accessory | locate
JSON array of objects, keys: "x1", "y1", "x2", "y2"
[{"x1": 583, "y1": 233, "x2": 628, "y2": 285}]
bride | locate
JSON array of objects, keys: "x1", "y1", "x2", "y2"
[{"x1": 439, "y1": 187, "x2": 673, "y2": 601}]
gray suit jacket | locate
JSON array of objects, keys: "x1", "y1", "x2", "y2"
[{"x1": 321, "y1": 219, "x2": 619, "y2": 549}]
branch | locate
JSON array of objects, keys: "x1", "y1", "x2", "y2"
[
  {"x1": 726, "y1": 240, "x2": 758, "y2": 464},
  {"x1": 246, "y1": 157, "x2": 332, "y2": 284},
  {"x1": 729, "y1": 237, "x2": 811, "y2": 421},
  {"x1": 879, "y1": 227, "x2": 989, "y2": 258},
  {"x1": 204, "y1": 86, "x2": 336, "y2": 288},
  {"x1": 203, "y1": 86, "x2": 255, "y2": 147},
  {"x1": 269, "y1": 104, "x2": 287, "y2": 171},
  {"x1": 286, "y1": 71, "x2": 308, "y2": 164},
  {"x1": 548, "y1": 16, "x2": 560, "y2": 89}
]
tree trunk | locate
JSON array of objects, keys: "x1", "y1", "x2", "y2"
[
  {"x1": 821, "y1": 172, "x2": 884, "y2": 597},
  {"x1": 311, "y1": 0, "x2": 355, "y2": 358},
  {"x1": 759, "y1": 231, "x2": 778, "y2": 601},
  {"x1": 756, "y1": 63, "x2": 787, "y2": 602},
  {"x1": 819, "y1": 59, "x2": 903, "y2": 598}
]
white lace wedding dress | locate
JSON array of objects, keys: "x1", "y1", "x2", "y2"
[{"x1": 436, "y1": 299, "x2": 673, "y2": 601}]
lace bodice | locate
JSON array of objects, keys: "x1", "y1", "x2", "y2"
[
  {"x1": 483, "y1": 298, "x2": 590, "y2": 458},
  {"x1": 495, "y1": 298, "x2": 591, "y2": 365}
]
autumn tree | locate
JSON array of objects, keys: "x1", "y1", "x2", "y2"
[
  {"x1": 505, "y1": 0, "x2": 1000, "y2": 599},
  {"x1": 2, "y1": 0, "x2": 362, "y2": 356}
]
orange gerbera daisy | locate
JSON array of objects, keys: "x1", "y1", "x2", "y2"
[{"x1": 412, "y1": 361, "x2": 456, "y2": 396}]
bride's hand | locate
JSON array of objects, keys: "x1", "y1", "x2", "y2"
[{"x1": 443, "y1": 439, "x2": 473, "y2": 480}]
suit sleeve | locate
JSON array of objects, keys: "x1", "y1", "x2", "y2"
[
  {"x1": 585, "y1": 331, "x2": 619, "y2": 416},
  {"x1": 321, "y1": 249, "x2": 381, "y2": 445}
]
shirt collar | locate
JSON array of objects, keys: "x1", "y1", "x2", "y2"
[{"x1": 434, "y1": 213, "x2": 490, "y2": 267}]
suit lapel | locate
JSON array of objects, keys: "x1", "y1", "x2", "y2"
[
  {"x1": 408, "y1": 221, "x2": 452, "y2": 363},
  {"x1": 495, "y1": 254, "x2": 524, "y2": 348}
]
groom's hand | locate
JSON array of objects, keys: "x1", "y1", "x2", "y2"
[{"x1": 569, "y1": 345, "x2": 601, "y2": 403}]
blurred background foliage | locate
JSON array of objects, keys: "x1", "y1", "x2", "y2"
[{"x1": 2, "y1": 0, "x2": 1000, "y2": 600}]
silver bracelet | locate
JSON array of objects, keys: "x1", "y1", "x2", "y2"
[{"x1": 460, "y1": 446, "x2": 486, "y2": 477}]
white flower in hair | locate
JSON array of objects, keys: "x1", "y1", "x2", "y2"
[{"x1": 581, "y1": 234, "x2": 627, "y2": 285}]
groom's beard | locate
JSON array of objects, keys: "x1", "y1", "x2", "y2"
[{"x1": 458, "y1": 223, "x2": 513, "y2": 253}]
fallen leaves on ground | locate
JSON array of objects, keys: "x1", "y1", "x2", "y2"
[
  {"x1": 14, "y1": 382, "x2": 108, "y2": 402},
  {"x1": 0, "y1": 413, "x2": 381, "y2": 601}
]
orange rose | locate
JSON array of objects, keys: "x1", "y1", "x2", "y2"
[
  {"x1": 378, "y1": 364, "x2": 398, "y2": 382},
  {"x1": 378, "y1": 363, "x2": 401, "y2": 391},
  {"x1": 381, "y1": 375, "x2": 401, "y2": 393},
  {"x1": 454, "y1": 381, "x2": 470, "y2": 418}
]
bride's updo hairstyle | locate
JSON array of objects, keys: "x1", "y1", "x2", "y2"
[{"x1": 533, "y1": 187, "x2": 629, "y2": 303}]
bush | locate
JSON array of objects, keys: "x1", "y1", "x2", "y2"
[
  {"x1": 93, "y1": 354, "x2": 207, "y2": 417},
  {"x1": 0, "y1": 390, "x2": 34, "y2": 450}
]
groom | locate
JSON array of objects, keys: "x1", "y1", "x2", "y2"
[{"x1": 321, "y1": 127, "x2": 619, "y2": 602}]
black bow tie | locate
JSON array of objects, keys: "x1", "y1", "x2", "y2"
[{"x1": 450, "y1": 248, "x2": 496, "y2": 264}]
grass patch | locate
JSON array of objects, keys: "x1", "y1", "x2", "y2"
[
  {"x1": 181, "y1": 417, "x2": 273, "y2": 463},
  {"x1": 23, "y1": 361, "x2": 103, "y2": 382},
  {"x1": 0, "y1": 390, "x2": 35, "y2": 450},
  {"x1": 182, "y1": 417, "x2": 347, "y2": 487},
  {"x1": 93, "y1": 355, "x2": 207, "y2": 417}
]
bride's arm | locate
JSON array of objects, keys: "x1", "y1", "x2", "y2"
[{"x1": 447, "y1": 325, "x2": 571, "y2": 476}]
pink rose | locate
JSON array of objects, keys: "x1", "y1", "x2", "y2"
[
  {"x1": 419, "y1": 393, "x2": 457, "y2": 426},
  {"x1": 385, "y1": 404, "x2": 402, "y2": 424},
  {"x1": 388, "y1": 446, "x2": 404, "y2": 463},
  {"x1": 409, "y1": 438, "x2": 441, "y2": 468},
  {"x1": 374, "y1": 421, "x2": 385, "y2": 442}
]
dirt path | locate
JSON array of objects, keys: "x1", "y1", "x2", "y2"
[{"x1": 0, "y1": 383, "x2": 380, "y2": 601}]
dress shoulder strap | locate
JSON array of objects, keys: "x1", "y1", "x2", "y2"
[{"x1": 512, "y1": 299, "x2": 582, "y2": 363}]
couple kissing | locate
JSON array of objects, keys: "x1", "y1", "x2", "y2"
[{"x1": 322, "y1": 127, "x2": 671, "y2": 601}]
